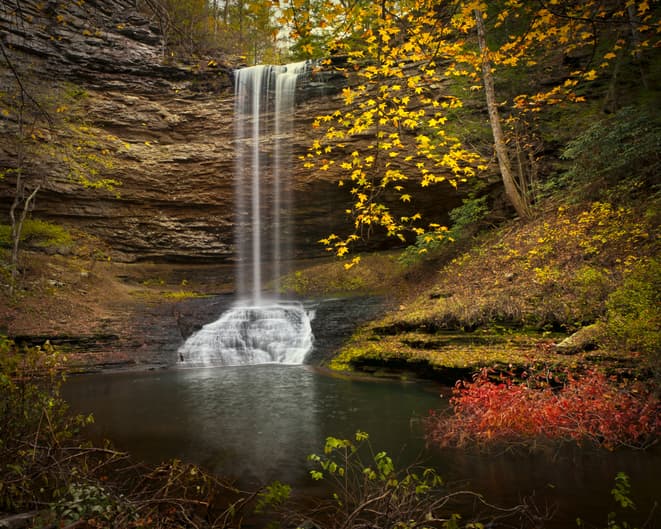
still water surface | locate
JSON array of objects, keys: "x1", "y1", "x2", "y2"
[
  {"x1": 63, "y1": 365, "x2": 437, "y2": 485},
  {"x1": 63, "y1": 365, "x2": 660, "y2": 527}
]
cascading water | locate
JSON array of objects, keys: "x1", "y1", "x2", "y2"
[{"x1": 178, "y1": 62, "x2": 314, "y2": 367}]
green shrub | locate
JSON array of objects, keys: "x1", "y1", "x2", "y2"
[
  {"x1": 568, "y1": 265, "x2": 613, "y2": 324},
  {"x1": 0, "y1": 219, "x2": 73, "y2": 248},
  {"x1": 255, "y1": 481, "x2": 291, "y2": 514},
  {"x1": 52, "y1": 482, "x2": 118, "y2": 524},
  {"x1": 577, "y1": 472, "x2": 643, "y2": 529},
  {"x1": 0, "y1": 337, "x2": 246, "y2": 527},
  {"x1": 559, "y1": 106, "x2": 661, "y2": 203},
  {"x1": 604, "y1": 258, "x2": 661, "y2": 356},
  {"x1": 294, "y1": 431, "x2": 528, "y2": 528},
  {"x1": 0, "y1": 337, "x2": 91, "y2": 511},
  {"x1": 400, "y1": 196, "x2": 490, "y2": 264}
]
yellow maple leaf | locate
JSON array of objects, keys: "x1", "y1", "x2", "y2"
[{"x1": 584, "y1": 69, "x2": 598, "y2": 80}]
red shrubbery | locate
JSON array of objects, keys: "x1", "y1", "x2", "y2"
[{"x1": 426, "y1": 368, "x2": 660, "y2": 450}]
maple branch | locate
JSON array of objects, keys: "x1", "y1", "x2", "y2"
[{"x1": 535, "y1": 0, "x2": 607, "y2": 24}]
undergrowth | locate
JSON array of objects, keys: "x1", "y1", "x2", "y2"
[
  {"x1": 259, "y1": 431, "x2": 542, "y2": 528},
  {"x1": 604, "y1": 258, "x2": 661, "y2": 360},
  {"x1": 399, "y1": 195, "x2": 491, "y2": 265},
  {"x1": 0, "y1": 337, "x2": 251, "y2": 528},
  {"x1": 0, "y1": 219, "x2": 73, "y2": 249},
  {"x1": 426, "y1": 368, "x2": 661, "y2": 451},
  {"x1": 413, "y1": 201, "x2": 654, "y2": 332}
]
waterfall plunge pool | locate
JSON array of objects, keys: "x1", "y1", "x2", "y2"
[{"x1": 63, "y1": 364, "x2": 660, "y2": 527}]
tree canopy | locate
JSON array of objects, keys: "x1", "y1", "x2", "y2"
[
  {"x1": 277, "y1": 0, "x2": 660, "y2": 263},
  {"x1": 138, "y1": 0, "x2": 282, "y2": 63}
]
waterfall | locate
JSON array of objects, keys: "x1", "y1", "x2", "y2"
[
  {"x1": 234, "y1": 61, "x2": 308, "y2": 300},
  {"x1": 178, "y1": 62, "x2": 314, "y2": 367}
]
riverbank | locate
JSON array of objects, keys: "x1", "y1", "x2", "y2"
[{"x1": 0, "y1": 247, "x2": 236, "y2": 370}]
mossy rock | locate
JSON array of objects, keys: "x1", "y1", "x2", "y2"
[{"x1": 555, "y1": 323, "x2": 603, "y2": 355}]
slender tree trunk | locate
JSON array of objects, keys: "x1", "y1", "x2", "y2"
[
  {"x1": 212, "y1": 0, "x2": 218, "y2": 37},
  {"x1": 474, "y1": 9, "x2": 532, "y2": 219},
  {"x1": 5, "y1": 75, "x2": 45, "y2": 296},
  {"x1": 603, "y1": 44, "x2": 624, "y2": 113},
  {"x1": 9, "y1": 180, "x2": 40, "y2": 296},
  {"x1": 8, "y1": 125, "x2": 40, "y2": 296}
]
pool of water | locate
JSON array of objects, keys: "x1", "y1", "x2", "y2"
[
  {"x1": 63, "y1": 365, "x2": 660, "y2": 527},
  {"x1": 63, "y1": 365, "x2": 438, "y2": 485}
]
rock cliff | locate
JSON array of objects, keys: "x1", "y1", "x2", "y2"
[
  {"x1": 0, "y1": 0, "x2": 371, "y2": 263},
  {"x1": 0, "y1": 0, "x2": 462, "y2": 367},
  {"x1": 1, "y1": 0, "x2": 462, "y2": 264}
]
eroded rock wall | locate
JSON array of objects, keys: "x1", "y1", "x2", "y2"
[
  {"x1": 1, "y1": 0, "x2": 461, "y2": 265},
  {"x1": 0, "y1": 0, "x2": 245, "y2": 262}
]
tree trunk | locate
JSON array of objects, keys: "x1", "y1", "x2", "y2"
[
  {"x1": 474, "y1": 9, "x2": 532, "y2": 219},
  {"x1": 9, "y1": 181, "x2": 40, "y2": 297},
  {"x1": 8, "y1": 99, "x2": 27, "y2": 297}
]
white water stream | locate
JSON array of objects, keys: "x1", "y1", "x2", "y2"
[{"x1": 178, "y1": 62, "x2": 314, "y2": 366}]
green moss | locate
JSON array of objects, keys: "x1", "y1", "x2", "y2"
[
  {"x1": 141, "y1": 278, "x2": 165, "y2": 287},
  {"x1": 330, "y1": 328, "x2": 550, "y2": 374},
  {"x1": 0, "y1": 219, "x2": 73, "y2": 248},
  {"x1": 162, "y1": 290, "x2": 205, "y2": 300}
]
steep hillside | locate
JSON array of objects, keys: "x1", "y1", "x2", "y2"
[{"x1": 318, "y1": 199, "x2": 659, "y2": 383}]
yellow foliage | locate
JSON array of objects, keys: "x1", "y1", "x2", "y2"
[{"x1": 289, "y1": 0, "x2": 660, "y2": 259}]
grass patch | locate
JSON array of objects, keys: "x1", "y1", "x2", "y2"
[
  {"x1": 0, "y1": 219, "x2": 73, "y2": 249},
  {"x1": 162, "y1": 290, "x2": 206, "y2": 300},
  {"x1": 280, "y1": 253, "x2": 408, "y2": 297}
]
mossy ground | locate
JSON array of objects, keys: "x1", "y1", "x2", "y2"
[{"x1": 289, "y1": 200, "x2": 659, "y2": 383}]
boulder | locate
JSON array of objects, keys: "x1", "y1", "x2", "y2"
[{"x1": 555, "y1": 323, "x2": 603, "y2": 355}]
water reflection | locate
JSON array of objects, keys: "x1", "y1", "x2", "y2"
[
  {"x1": 63, "y1": 365, "x2": 437, "y2": 487},
  {"x1": 63, "y1": 366, "x2": 661, "y2": 527}
]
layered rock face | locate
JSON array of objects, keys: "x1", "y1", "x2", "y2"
[
  {"x1": 0, "y1": 0, "x2": 364, "y2": 263},
  {"x1": 0, "y1": 0, "x2": 464, "y2": 366},
  {"x1": 1, "y1": 0, "x2": 464, "y2": 265}
]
